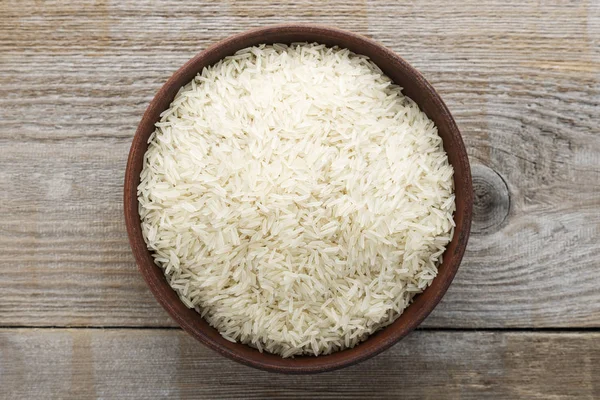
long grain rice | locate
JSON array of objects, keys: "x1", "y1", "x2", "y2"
[{"x1": 138, "y1": 43, "x2": 455, "y2": 357}]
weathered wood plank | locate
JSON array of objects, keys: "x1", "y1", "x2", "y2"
[
  {"x1": 0, "y1": 0, "x2": 599, "y2": 328},
  {"x1": 1, "y1": 329, "x2": 598, "y2": 399}
]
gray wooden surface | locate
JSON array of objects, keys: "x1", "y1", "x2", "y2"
[
  {"x1": 2, "y1": 329, "x2": 599, "y2": 399},
  {"x1": 1, "y1": 0, "x2": 599, "y2": 398}
]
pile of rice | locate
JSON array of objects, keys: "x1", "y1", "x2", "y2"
[{"x1": 138, "y1": 43, "x2": 455, "y2": 357}]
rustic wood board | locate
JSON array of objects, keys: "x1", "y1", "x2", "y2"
[
  {"x1": 1, "y1": 329, "x2": 598, "y2": 399},
  {"x1": 1, "y1": 0, "x2": 598, "y2": 329},
  {"x1": 1, "y1": 0, "x2": 599, "y2": 397}
]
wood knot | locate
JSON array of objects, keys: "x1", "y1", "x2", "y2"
[{"x1": 471, "y1": 164, "x2": 510, "y2": 234}]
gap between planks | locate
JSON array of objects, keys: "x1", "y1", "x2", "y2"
[{"x1": 1, "y1": 325, "x2": 599, "y2": 332}]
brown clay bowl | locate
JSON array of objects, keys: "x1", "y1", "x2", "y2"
[{"x1": 124, "y1": 24, "x2": 473, "y2": 373}]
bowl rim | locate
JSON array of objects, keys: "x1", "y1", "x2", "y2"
[{"x1": 124, "y1": 23, "x2": 473, "y2": 374}]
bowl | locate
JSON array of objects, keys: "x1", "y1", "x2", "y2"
[{"x1": 124, "y1": 24, "x2": 473, "y2": 373}]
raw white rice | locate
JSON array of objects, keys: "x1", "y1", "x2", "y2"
[{"x1": 138, "y1": 43, "x2": 455, "y2": 357}]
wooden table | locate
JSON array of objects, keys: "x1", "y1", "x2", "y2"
[{"x1": 1, "y1": 1, "x2": 599, "y2": 398}]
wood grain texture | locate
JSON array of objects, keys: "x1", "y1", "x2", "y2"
[
  {"x1": 1, "y1": 329, "x2": 598, "y2": 399},
  {"x1": 1, "y1": 0, "x2": 599, "y2": 329}
]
